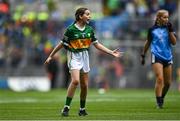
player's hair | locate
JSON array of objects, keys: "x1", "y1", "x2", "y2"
[
  {"x1": 75, "y1": 7, "x2": 88, "y2": 21},
  {"x1": 155, "y1": 9, "x2": 168, "y2": 26}
]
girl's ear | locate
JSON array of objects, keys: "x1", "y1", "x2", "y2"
[{"x1": 79, "y1": 15, "x2": 83, "y2": 20}]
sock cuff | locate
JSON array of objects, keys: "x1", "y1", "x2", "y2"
[
  {"x1": 80, "y1": 108, "x2": 85, "y2": 110},
  {"x1": 64, "y1": 105, "x2": 70, "y2": 109}
]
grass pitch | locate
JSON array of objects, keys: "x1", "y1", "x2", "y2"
[{"x1": 0, "y1": 88, "x2": 180, "y2": 120}]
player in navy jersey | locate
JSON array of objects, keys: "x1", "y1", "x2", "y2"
[
  {"x1": 141, "y1": 9, "x2": 177, "y2": 108},
  {"x1": 44, "y1": 7, "x2": 122, "y2": 116}
]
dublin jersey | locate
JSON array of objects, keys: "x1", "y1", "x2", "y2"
[
  {"x1": 148, "y1": 25, "x2": 172, "y2": 61},
  {"x1": 60, "y1": 23, "x2": 98, "y2": 52}
]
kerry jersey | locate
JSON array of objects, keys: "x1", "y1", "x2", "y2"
[{"x1": 61, "y1": 23, "x2": 98, "y2": 52}]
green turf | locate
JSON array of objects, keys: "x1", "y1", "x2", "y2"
[{"x1": 0, "y1": 89, "x2": 180, "y2": 120}]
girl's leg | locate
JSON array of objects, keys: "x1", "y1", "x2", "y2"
[
  {"x1": 152, "y1": 63, "x2": 164, "y2": 97},
  {"x1": 162, "y1": 65, "x2": 172, "y2": 98},
  {"x1": 80, "y1": 72, "x2": 88, "y2": 108},
  {"x1": 64, "y1": 69, "x2": 80, "y2": 106},
  {"x1": 79, "y1": 72, "x2": 88, "y2": 116},
  {"x1": 61, "y1": 69, "x2": 80, "y2": 116},
  {"x1": 67, "y1": 69, "x2": 80, "y2": 97},
  {"x1": 152, "y1": 63, "x2": 164, "y2": 108}
]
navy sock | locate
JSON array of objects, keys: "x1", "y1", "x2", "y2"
[{"x1": 156, "y1": 96, "x2": 163, "y2": 106}]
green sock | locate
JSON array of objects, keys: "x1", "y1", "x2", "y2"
[
  {"x1": 65, "y1": 97, "x2": 72, "y2": 106},
  {"x1": 80, "y1": 100, "x2": 86, "y2": 108}
]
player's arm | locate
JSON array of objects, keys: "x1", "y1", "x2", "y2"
[
  {"x1": 141, "y1": 29, "x2": 151, "y2": 65},
  {"x1": 44, "y1": 28, "x2": 70, "y2": 64},
  {"x1": 141, "y1": 39, "x2": 151, "y2": 56},
  {"x1": 93, "y1": 42, "x2": 121, "y2": 57},
  {"x1": 167, "y1": 22, "x2": 176, "y2": 45},
  {"x1": 91, "y1": 28, "x2": 121, "y2": 57},
  {"x1": 141, "y1": 39, "x2": 151, "y2": 65},
  {"x1": 44, "y1": 42, "x2": 63, "y2": 64},
  {"x1": 169, "y1": 32, "x2": 176, "y2": 45},
  {"x1": 141, "y1": 28, "x2": 152, "y2": 57}
]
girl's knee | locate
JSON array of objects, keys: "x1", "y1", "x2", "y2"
[
  {"x1": 157, "y1": 74, "x2": 163, "y2": 80},
  {"x1": 72, "y1": 80, "x2": 79, "y2": 86},
  {"x1": 156, "y1": 76, "x2": 164, "y2": 85}
]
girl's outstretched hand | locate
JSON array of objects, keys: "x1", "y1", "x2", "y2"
[
  {"x1": 112, "y1": 48, "x2": 124, "y2": 58},
  {"x1": 44, "y1": 57, "x2": 52, "y2": 65}
]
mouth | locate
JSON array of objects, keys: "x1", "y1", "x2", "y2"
[{"x1": 86, "y1": 19, "x2": 90, "y2": 24}]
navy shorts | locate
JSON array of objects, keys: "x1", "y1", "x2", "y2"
[{"x1": 151, "y1": 54, "x2": 173, "y2": 67}]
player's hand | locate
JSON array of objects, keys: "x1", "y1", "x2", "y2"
[
  {"x1": 112, "y1": 48, "x2": 124, "y2": 58},
  {"x1": 141, "y1": 54, "x2": 145, "y2": 65},
  {"x1": 44, "y1": 57, "x2": 52, "y2": 65},
  {"x1": 167, "y1": 22, "x2": 174, "y2": 32}
]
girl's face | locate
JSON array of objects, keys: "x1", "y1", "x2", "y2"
[
  {"x1": 80, "y1": 10, "x2": 91, "y2": 24},
  {"x1": 159, "y1": 12, "x2": 169, "y2": 25}
]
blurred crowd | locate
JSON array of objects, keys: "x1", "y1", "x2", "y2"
[
  {"x1": 100, "y1": 0, "x2": 178, "y2": 40},
  {"x1": 0, "y1": 0, "x2": 179, "y2": 88}
]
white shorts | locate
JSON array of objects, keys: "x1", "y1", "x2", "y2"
[{"x1": 67, "y1": 50, "x2": 90, "y2": 73}]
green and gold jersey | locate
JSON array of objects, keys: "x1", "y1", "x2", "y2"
[{"x1": 61, "y1": 23, "x2": 98, "y2": 52}]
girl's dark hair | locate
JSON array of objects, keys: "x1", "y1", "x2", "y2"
[{"x1": 75, "y1": 7, "x2": 88, "y2": 21}]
